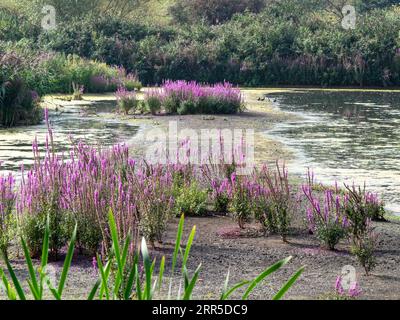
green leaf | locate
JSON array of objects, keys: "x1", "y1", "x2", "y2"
[
  {"x1": 172, "y1": 215, "x2": 184, "y2": 275},
  {"x1": 99, "y1": 260, "x2": 112, "y2": 300},
  {"x1": 221, "y1": 280, "x2": 250, "y2": 300},
  {"x1": 21, "y1": 236, "x2": 40, "y2": 299},
  {"x1": 141, "y1": 237, "x2": 152, "y2": 300},
  {"x1": 0, "y1": 267, "x2": 17, "y2": 300},
  {"x1": 41, "y1": 214, "x2": 50, "y2": 269},
  {"x1": 273, "y1": 266, "x2": 305, "y2": 300},
  {"x1": 108, "y1": 210, "x2": 122, "y2": 271},
  {"x1": 46, "y1": 278, "x2": 61, "y2": 300},
  {"x1": 182, "y1": 225, "x2": 196, "y2": 271},
  {"x1": 123, "y1": 253, "x2": 138, "y2": 300},
  {"x1": 242, "y1": 256, "x2": 292, "y2": 300},
  {"x1": 135, "y1": 263, "x2": 142, "y2": 300},
  {"x1": 182, "y1": 264, "x2": 201, "y2": 300},
  {"x1": 2, "y1": 253, "x2": 26, "y2": 300},
  {"x1": 88, "y1": 279, "x2": 101, "y2": 300},
  {"x1": 57, "y1": 223, "x2": 77, "y2": 297},
  {"x1": 97, "y1": 255, "x2": 110, "y2": 300},
  {"x1": 157, "y1": 256, "x2": 165, "y2": 292}
]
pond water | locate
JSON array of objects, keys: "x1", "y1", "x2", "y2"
[
  {"x1": 266, "y1": 90, "x2": 400, "y2": 214},
  {"x1": 0, "y1": 101, "x2": 139, "y2": 173}
]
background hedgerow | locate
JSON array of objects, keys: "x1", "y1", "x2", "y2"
[{"x1": 2, "y1": 2, "x2": 399, "y2": 87}]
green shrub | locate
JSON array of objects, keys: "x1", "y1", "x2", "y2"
[
  {"x1": 177, "y1": 99, "x2": 197, "y2": 115},
  {"x1": 315, "y1": 222, "x2": 347, "y2": 251},
  {"x1": 123, "y1": 75, "x2": 142, "y2": 91},
  {"x1": 116, "y1": 87, "x2": 138, "y2": 115},
  {"x1": 22, "y1": 204, "x2": 68, "y2": 259},
  {"x1": 174, "y1": 182, "x2": 208, "y2": 217},
  {"x1": 351, "y1": 231, "x2": 378, "y2": 276},
  {"x1": 146, "y1": 95, "x2": 162, "y2": 115},
  {"x1": 229, "y1": 175, "x2": 253, "y2": 229},
  {"x1": 163, "y1": 95, "x2": 180, "y2": 114},
  {"x1": 254, "y1": 165, "x2": 294, "y2": 242},
  {"x1": 73, "y1": 214, "x2": 103, "y2": 256}
]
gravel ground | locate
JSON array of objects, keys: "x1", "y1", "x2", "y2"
[{"x1": 2, "y1": 214, "x2": 399, "y2": 300}]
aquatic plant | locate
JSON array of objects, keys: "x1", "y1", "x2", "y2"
[
  {"x1": 122, "y1": 73, "x2": 142, "y2": 92},
  {"x1": 210, "y1": 178, "x2": 231, "y2": 213},
  {"x1": 302, "y1": 175, "x2": 348, "y2": 250},
  {"x1": 144, "y1": 88, "x2": 163, "y2": 115},
  {"x1": 350, "y1": 219, "x2": 378, "y2": 276},
  {"x1": 153, "y1": 80, "x2": 244, "y2": 115},
  {"x1": 0, "y1": 173, "x2": 16, "y2": 258},
  {"x1": 364, "y1": 191, "x2": 386, "y2": 221},
  {"x1": 115, "y1": 86, "x2": 138, "y2": 114},
  {"x1": 255, "y1": 163, "x2": 294, "y2": 242},
  {"x1": 229, "y1": 173, "x2": 253, "y2": 229},
  {"x1": 0, "y1": 77, "x2": 42, "y2": 127},
  {"x1": 71, "y1": 82, "x2": 84, "y2": 101}
]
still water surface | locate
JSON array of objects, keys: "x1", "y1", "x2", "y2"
[
  {"x1": 0, "y1": 102, "x2": 138, "y2": 173},
  {"x1": 266, "y1": 90, "x2": 400, "y2": 214}
]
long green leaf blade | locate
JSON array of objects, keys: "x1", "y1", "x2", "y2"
[
  {"x1": 57, "y1": 223, "x2": 77, "y2": 297},
  {"x1": 88, "y1": 279, "x2": 101, "y2": 300},
  {"x1": 21, "y1": 236, "x2": 40, "y2": 299},
  {"x1": 172, "y1": 215, "x2": 184, "y2": 275},
  {"x1": 272, "y1": 266, "x2": 305, "y2": 300},
  {"x1": 3, "y1": 253, "x2": 26, "y2": 300},
  {"x1": 242, "y1": 256, "x2": 292, "y2": 300},
  {"x1": 182, "y1": 264, "x2": 201, "y2": 300},
  {"x1": 124, "y1": 253, "x2": 138, "y2": 300},
  {"x1": 182, "y1": 226, "x2": 196, "y2": 271},
  {"x1": 141, "y1": 237, "x2": 152, "y2": 300}
]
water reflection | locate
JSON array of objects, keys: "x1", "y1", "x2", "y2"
[{"x1": 266, "y1": 90, "x2": 400, "y2": 213}]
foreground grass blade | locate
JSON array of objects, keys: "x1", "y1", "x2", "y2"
[
  {"x1": 41, "y1": 215, "x2": 50, "y2": 269},
  {"x1": 172, "y1": 215, "x2": 184, "y2": 275},
  {"x1": 88, "y1": 279, "x2": 101, "y2": 300},
  {"x1": 97, "y1": 255, "x2": 110, "y2": 300},
  {"x1": 272, "y1": 266, "x2": 305, "y2": 300},
  {"x1": 158, "y1": 256, "x2": 165, "y2": 292},
  {"x1": 220, "y1": 280, "x2": 250, "y2": 300},
  {"x1": 108, "y1": 210, "x2": 122, "y2": 276},
  {"x1": 242, "y1": 256, "x2": 292, "y2": 300},
  {"x1": 183, "y1": 264, "x2": 202, "y2": 300},
  {"x1": 182, "y1": 226, "x2": 196, "y2": 270},
  {"x1": 21, "y1": 237, "x2": 40, "y2": 299},
  {"x1": 141, "y1": 237, "x2": 153, "y2": 300},
  {"x1": 57, "y1": 223, "x2": 77, "y2": 297},
  {"x1": 0, "y1": 267, "x2": 17, "y2": 300},
  {"x1": 124, "y1": 253, "x2": 139, "y2": 300},
  {"x1": 2, "y1": 253, "x2": 26, "y2": 300}
]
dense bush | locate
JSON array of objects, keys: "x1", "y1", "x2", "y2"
[
  {"x1": 174, "y1": 182, "x2": 208, "y2": 217},
  {"x1": 170, "y1": 0, "x2": 266, "y2": 25}
]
